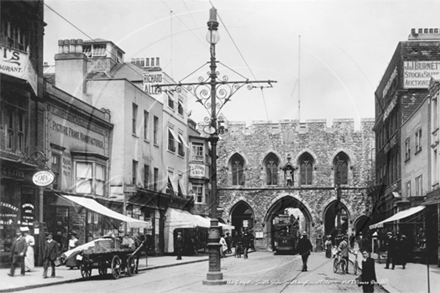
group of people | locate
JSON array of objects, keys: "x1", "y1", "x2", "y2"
[
  {"x1": 8, "y1": 227, "x2": 61, "y2": 278},
  {"x1": 229, "y1": 230, "x2": 254, "y2": 259},
  {"x1": 322, "y1": 234, "x2": 378, "y2": 293},
  {"x1": 384, "y1": 231, "x2": 410, "y2": 270}
]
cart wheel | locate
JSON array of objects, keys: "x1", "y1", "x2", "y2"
[
  {"x1": 98, "y1": 260, "x2": 108, "y2": 276},
  {"x1": 111, "y1": 255, "x2": 121, "y2": 279},
  {"x1": 126, "y1": 256, "x2": 135, "y2": 277},
  {"x1": 81, "y1": 262, "x2": 92, "y2": 278}
]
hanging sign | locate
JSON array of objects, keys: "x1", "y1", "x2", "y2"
[{"x1": 32, "y1": 170, "x2": 55, "y2": 186}]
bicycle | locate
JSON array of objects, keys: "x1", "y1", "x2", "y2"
[
  {"x1": 333, "y1": 252, "x2": 347, "y2": 274},
  {"x1": 350, "y1": 249, "x2": 359, "y2": 275}
]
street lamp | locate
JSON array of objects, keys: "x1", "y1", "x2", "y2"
[{"x1": 154, "y1": 7, "x2": 275, "y2": 285}]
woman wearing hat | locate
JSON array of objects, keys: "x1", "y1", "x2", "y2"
[{"x1": 23, "y1": 227, "x2": 35, "y2": 272}]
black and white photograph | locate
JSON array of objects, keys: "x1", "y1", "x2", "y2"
[{"x1": 1, "y1": 0, "x2": 440, "y2": 292}]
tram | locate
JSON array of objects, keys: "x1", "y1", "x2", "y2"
[{"x1": 272, "y1": 214, "x2": 300, "y2": 255}]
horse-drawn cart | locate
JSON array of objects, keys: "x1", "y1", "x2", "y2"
[{"x1": 77, "y1": 238, "x2": 143, "y2": 279}]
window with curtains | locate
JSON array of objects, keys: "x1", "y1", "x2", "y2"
[
  {"x1": 299, "y1": 152, "x2": 314, "y2": 186},
  {"x1": 230, "y1": 153, "x2": 245, "y2": 186},
  {"x1": 264, "y1": 153, "x2": 279, "y2": 185},
  {"x1": 192, "y1": 183, "x2": 204, "y2": 203},
  {"x1": 75, "y1": 161, "x2": 106, "y2": 196},
  {"x1": 334, "y1": 152, "x2": 349, "y2": 185}
]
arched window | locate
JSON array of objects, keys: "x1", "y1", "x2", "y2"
[
  {"x1": 334, "y1": 152, "x2": 349, "y2": 185},
  {"x1": 299, "y1": 153, "x2": 314, "y2": 185},
  {"x1": 265, "y1": 153, "x2": 279, "y2": 185},
  {"x1": 230, "y1": 154, "x2": 245, "y2": 186}
]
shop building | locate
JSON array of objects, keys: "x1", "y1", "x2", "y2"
[
  {"x1": 370, "y1": 28, "x2": 440, "y2": 265},
  {"x1": 42, "y1": 80, "x2": 113, "y2": 250},
  {"x1": 0, "y1": 0, "x2": 45, "y2": 267}
]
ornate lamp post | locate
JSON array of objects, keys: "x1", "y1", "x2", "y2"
[{"x1": 156, "y1": 7, "x2": 275, "y2": 285}]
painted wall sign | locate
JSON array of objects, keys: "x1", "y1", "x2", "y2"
[
  {"x1": 32, "y1": 170, "x2": 55, "y2": 186},
  {"x1": 383, "y1": 95, "x2": 398, "y2": 121},
  {"x1": 383, "y1": 67, "x2": 397, "y2": 98},
  {"x1": 21, "y1": 203, "x2": 35, "y2": 225},
  {"x1": 404, "y1": 61, "x2": 440, "y2": 88},
  {"x1": 189, "y1": 163, "x2": 205, "y2": 177}
]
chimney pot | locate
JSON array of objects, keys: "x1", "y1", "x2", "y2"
[
  {"x1": 424, "y1": 28, "x2": 429, "y2": 33},
  {"x1": 419, "y1": 28, "x2": 423, "y2": 33},
  {"x1": 70, "y1": 39, "x2": 77, "y2": 53},
  {"x1": 58, "y1": 40, "x2": 64, "y2": 53},
  {"x1": 435, "y1": 28, "x2": 439, "y2": 34},
  {"x1": 76, "y1": 39, "x2": 83, "y2": 53},
  {"x1": 411, "y1": 28, "x2": 416, "y2": 35},
  {"x1": 429, "y1": 28, "x2": 434, "y2": 33},
  {"x1": 63, "y1": 39, "x2": 70, "y2": 53}
]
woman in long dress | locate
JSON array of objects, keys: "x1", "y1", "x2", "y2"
[
  {"x1": 23, "y1": 228, "x2": 35, "y2": 272},
  {"x1": 65, "y1": 233, "x2": 80, "y2": 269}
]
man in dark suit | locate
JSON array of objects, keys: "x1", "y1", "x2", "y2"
[
  {"x1": 9, "y1": 228, "x2": 27, "y2": 276},
  {"x1": 296, "y1": 232, "x2": 313, "y2": 272},
  {"x1": 43, "y1": 232, "x2": 59, "y2": 278}
]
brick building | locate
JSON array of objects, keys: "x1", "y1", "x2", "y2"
[{"x1": 214, "y1": 118, "x2": 375, "y2": 250}]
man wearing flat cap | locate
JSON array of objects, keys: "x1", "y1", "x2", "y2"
[
  {"x1": 9, "y1": 228, "x2": 28, "y2": 276},
  {"x1": 296, "y1": 232, "x2": 313, "y2": 272}
]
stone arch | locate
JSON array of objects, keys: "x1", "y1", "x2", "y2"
[
  {"x1": 228, "y1": 153, "x2": 246, "y2": 186},
  {"x1": 230, "y1": 200, "x2": 255, "y2": 233},
  {"x1": 331, "y1": 150, "x2": 354, "y2": 186},
  {"x1": 293, "y1": 149, "x2": 319, "y2": 165},
  {"x1": 225, "y1": 151, "x2": 250, "y2": 167},
  {"x1": 353, "y1": 215, "x2": 371, "y2": 237},
  {"x1": 262, "y1": 151, "x2": 282, "y2": 186},
  {"x1": 263, "y1": 193, "x2": 314, "y2": 251},
  {"x1": 322, "y1": 199, "x2": 351, "y2": 242}
]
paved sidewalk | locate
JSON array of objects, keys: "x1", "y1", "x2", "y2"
[
  {"x1": 349, "y1": 252, "x2": 440, "y2": 293},
  {"x1": 0, "y1": 254, "x2": 209, "y2": 292}
]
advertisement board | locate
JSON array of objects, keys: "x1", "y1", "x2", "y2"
[{"x1": 404, "y1": 61, "x2": 440, "y2": 88}]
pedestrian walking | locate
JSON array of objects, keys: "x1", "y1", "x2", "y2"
[
  {"x1": 8, "y1": 228, "x2": 27, "y2": 277},
  {"x1": 42, "y1": 232, "x2": 60, "y2": 278},
  {"x1": 23, "y1": 227, "x2": 35, "y2": 272},
  {"x1": 384, "y1": 232, "x2": 396, "y2": 269},
  {"x1": 66, "y1": 232, "x2": 79, "y2": 269},
  {"x1": 233, "y1": 232, "x2": 242, "y2": 258},
  {"x1": 400, "y1": 234, "x2": 409, "y2": 269},
  {"x1": 394, "y1": 233, "x2": 408, "y2": 269},
  {"x1": 219, "y1": 234, "x2": 228, "y2": 258},
  {"x1": 296, "y1": 232, "x2": 313, "y2": 272},
  {"x1": 325, "y1": 235, "x2": 332, "y2": 258},
  {"x1": 241, "y1": 231, "x2": 251, "y2": 259},
  {"x1": 337, "y1": 235, "x2": 349, "y2": 273},
  {"x1": 175, "y1": 232, "x2": 184, "y2": 260},
  {"x1": 225, "y1": 232, "x2": 232, "y2": 254},
  {"x1": 359, "y1": 249, "x2": 377, "y2": 293}
]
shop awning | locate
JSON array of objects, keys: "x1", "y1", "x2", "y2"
[
  {"x1": 164, "y1": 208, "x2": 235, "y2": 230},
  {"x1": 63, "y1": 195, "x2": 150, "y2": 229},
  {"x1": 369, "y1": 206, "x2": 425, "y2": 229}
]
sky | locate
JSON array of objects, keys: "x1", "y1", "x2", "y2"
[{"x1": 43, "y1": 0, "x2": 440, "y2": 129}]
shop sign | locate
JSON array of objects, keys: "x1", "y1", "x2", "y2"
[
  {"x1": 32, "y1": 170, "x2": 55, "y2": 186},
  {"x1": 1, "y1": 167, "x2": 25, "y2": 179},
  {"x1": 142, "y1": 72, "x2": 162, "y2": 96},
  {"x1": 0, "y1": 202, "x2": 19, "y2": 225},
  {"x1": 383, "y1": 95, "x2": 398, "y2": 121},
  {"x1": 21, "y1": 203, "x2": 34, "y2": 225},
  {"x1": 404, "y1": 61, "x2": 440, "y2": 88},
  {"x1": 124, "y1": 184, "x2": 137, "y2": 193},
  {"x1": 382, "y1": 67, "x2": 397, "y2": 98},
  {"x1": 190, "y1": 163, "x2": 205, "y2": 177}
]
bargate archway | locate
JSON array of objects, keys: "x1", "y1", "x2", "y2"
[
  {"x1": 264, "y1": 195, "x2": 313, "y2": 251},
  {"x1": 230, "y1": 201, "x2": 254, "y2": 234},
  {"x1": 323, "y1": 200, "x2": 350, "y2": 243}
]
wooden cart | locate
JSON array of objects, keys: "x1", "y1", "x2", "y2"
[{"x1": 79, "y1": 238, "x2": 144, "y2": 279}]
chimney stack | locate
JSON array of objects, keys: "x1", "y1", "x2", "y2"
[
  {"x1": 409, "y1": 28, "x2": 440, "y2": 40},
  {"x1": 55, "y1": 38, "x2": 88, "y2": 100}
]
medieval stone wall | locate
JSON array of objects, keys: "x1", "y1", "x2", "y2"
[{"x1": 214, "y1": 118, "x2": 375, "y2": 250}]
